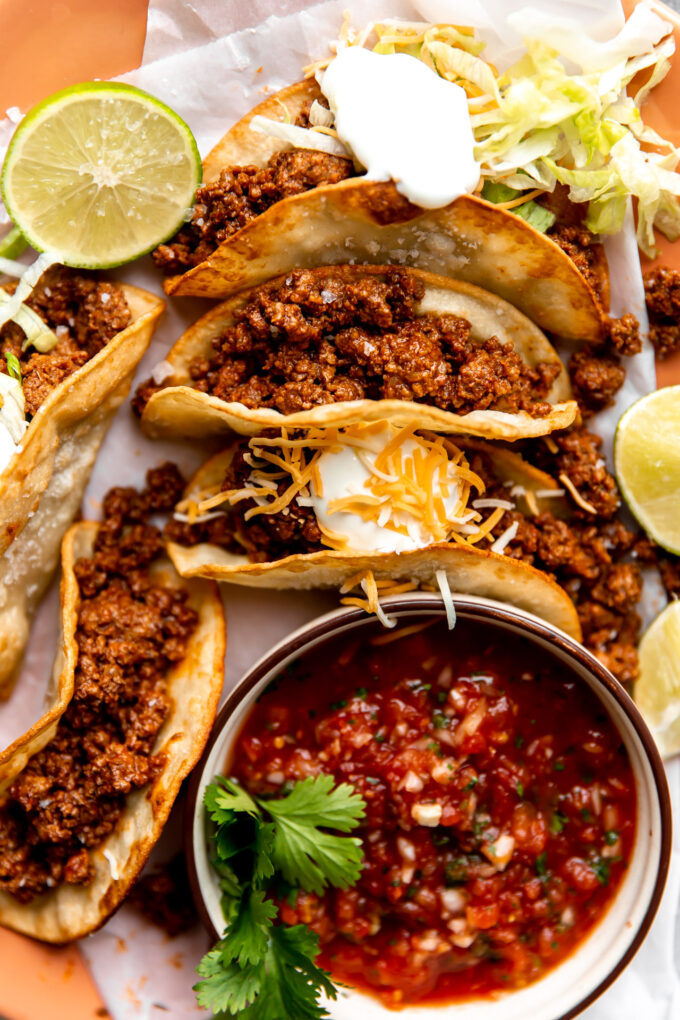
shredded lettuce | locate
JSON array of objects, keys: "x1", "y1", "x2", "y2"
[
  {"x1": 481, "y1": 181, "x2": 556, "y2": 232},
  {"x1": 329, "y1": 5, "x2": 680, "y2": 255},
  {"x1": 0, "y1": 290, "x2": 58, "y2": 354}
]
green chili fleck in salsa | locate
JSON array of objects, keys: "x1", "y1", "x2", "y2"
[{"x1": 231, "y1": 619, "x2": 636, "y2": 1008}]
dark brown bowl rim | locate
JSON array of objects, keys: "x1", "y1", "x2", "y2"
[{"x1": 184, "y1": 594, "x2": 672, "y2": 1020}]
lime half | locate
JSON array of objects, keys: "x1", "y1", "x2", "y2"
[
  {"x1": 1, "y1": 82, "x2": 201, "y2": 269},
  {"x1": 614, "y1": 385, "x2": 680, "y2": 554},
  {"x1": 635, "y1": 600, "x2": 680, "y2": 758}
]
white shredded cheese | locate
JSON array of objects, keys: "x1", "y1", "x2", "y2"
[
  {"x1": 472, "y1": 498, "x2": 514, "y2": 510},
  {"x1": 435, "y1": 569, "x2": 456, "y2": 630},
  {"x1": 490, "y1": 520, "x2": 519, "y2": 554},
  {"x1": 535, "y1": 488, "x2": 566, "y2": 498}
]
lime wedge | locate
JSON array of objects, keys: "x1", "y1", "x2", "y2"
[
  {"x1": 1, "y1": 82, "x2": 201, "y2": 269},
  {"x1": 635, "y1": 600, "x2": 680, "y2": 758},
  {"x1": 614, "y1": 385, "x2": 680, "y2": 554},
  {"x1": 0, "y1": 226, "x2": 27, "y2": 260}
]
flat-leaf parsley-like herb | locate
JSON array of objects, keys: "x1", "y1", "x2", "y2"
[{"x1": 195, "y1": 775, "x2": 366, "y2": 1019}]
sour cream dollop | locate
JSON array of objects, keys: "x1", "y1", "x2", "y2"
[
  {"x1": 309, "y1": 428, "x2": 465, "y2": 553},
  {"x1": 0, "y1": 373, "x2": 28, "y2": 474},
  {"x1": 320, "y1": 46, "x2": 480, "y2": 208}
]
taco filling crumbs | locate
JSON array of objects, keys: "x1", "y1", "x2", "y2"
[
  {"x1": 0, "y1": 464, "x2": 193, "y2": 903},
  {"x1": 135, "y1": 267, "x2": 561, "y2": 419},
  {"x1": 0, "y1": 267, "x2": 131, "y2": 418}
]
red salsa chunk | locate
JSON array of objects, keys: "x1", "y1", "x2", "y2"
[{"x1": 231, "y1": 620, "x2": 636, "y2": 1008}]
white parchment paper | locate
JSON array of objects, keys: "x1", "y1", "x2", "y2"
[{"x1": 0, "y1": 1, "x2": 678, "y2": 1017}]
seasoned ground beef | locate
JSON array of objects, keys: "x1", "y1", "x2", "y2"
[
  {"x1": 467, "y1": 447, "x2": 643, "y2": 685},
  {"x1": 607, "y1": 313, "x2": 642, "y2": 357},
  {"x1": 0, "y1": 266, "x2": 131, "y2": 417},
  {"x1": 643, "y1": 266, "x2": 680, "y2": 359},
  {"x1": 128, "y1": 853, "x2": 198, "y2": 936},
  {"x1": 527, "y1": 427, "x2": 620, "y2": 519},
  {"x1": 548, "y1": 223, "x2": 606, "y2": 301},
  {"x1": 0, "y1": 464, "x2": 196, "y2": 904},
  {"x1": 137, "y1": 269, "x2": 560, "y2": 419},
  {"x1": 152, "y1": 149, "x2": 356, "y2": 274},
  {"x1": 569, "y1": 345, "x2": 626, "y2": 415}
]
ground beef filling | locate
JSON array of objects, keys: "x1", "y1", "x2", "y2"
[
  {"x1": 152, "y1": 149, "x2": 356, "y2": 274},
  {"x1": 468, "y1": 440, "x2": 643, "y2": 685},
  {"x1": 643, "y1": 266, "x2": 680, "y2": 359},
  {"x1": 0, "y1": 266, "x2": 131, "y2": 417},
  {"x1": 547, "y1": 224, "x2": 606, "y2": 302},
  {"x1": 137, "y1": 269, "x2": 560, "y2": 419},
  {"x1": 0, "y1": 464, "x2": 196, "y2": 904}
]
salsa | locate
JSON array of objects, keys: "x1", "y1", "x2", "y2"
[{"x1": 231, "y1": 619, "x2": 636, "y2": 1008}]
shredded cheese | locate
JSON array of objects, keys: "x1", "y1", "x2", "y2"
[
  {"x1": 340, "y1": 568, "x2": 397, "y2": 628},
  {"x1": 558, "y1": 472, "x2": 598, "y2": 514},
  {"x1": 435, "y1": 569, "x2": 456, "y2": 629},
  {"x1": 489, "y1": 520, "x2": 519, "y2": 554}
]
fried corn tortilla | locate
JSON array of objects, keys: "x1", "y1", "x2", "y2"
[
  {"x1": 141, "y1": 265, "x2": 578, "y2": 443},
  {"x1": 160, "y1": 80, "x2": 605, "y2": 342},
  {"x1": 165, "y1": 443, "x2": 581, "y2": 641},
  {"x1": 0, "y1": 283, "x2": 163, "y2": 697},
  {"x1": 0, "y1": 521, "x2": 225, "y2": 943}
]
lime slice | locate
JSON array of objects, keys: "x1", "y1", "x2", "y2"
[
  {"x1": 0, "y1": 226, "x2": 27, "y2": 260},
  {"x1": 635, "y1": 600, "x2": 680, "y2": 758},
  {"x1": 1, "y1": 82, "x2": 201, "y2": 269},
  {"x1": 614, "y1": 385, "x2": 680, "y2": 554}
]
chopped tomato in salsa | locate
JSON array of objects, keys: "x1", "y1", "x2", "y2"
[{"x1": 231, "y1": 619, "x2": 636, "y2": 1008}]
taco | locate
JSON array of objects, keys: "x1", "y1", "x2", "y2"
[
  {"x1": 151, "y1": 80, "x2": 606, "y2": 342},
  {"x1": 163, "y1": 421, "x2": 581, "y2": 641},
  {"x1": 0, "y1": 267, "x2": 164, "y2": 696},
  {"x1": 136, "y1": 265, "x2": 577, "y2": 444},
  {"x1": 0, "y1": 465, "x2": 225, "y2": 943}
]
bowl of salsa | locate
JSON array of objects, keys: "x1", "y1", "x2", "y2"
[{"x1": 187, "y1": 594, "x2": 670, "y2": 1019}]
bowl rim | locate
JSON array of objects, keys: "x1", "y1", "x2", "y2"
[{"x1": 184, "y1": 593, "x2": 672, "y2": 1020}]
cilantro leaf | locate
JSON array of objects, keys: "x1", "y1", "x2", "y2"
[
  {"x1": 262, "y1": 776, "x2": 365, "y2": 893},
  {"x1": 195, "y1": 949, "x2": 263, "y2": 1014},
  {"x1": 221, "y1": 889, "x2": 276, "y2": 967},
  {"x1": 262, "y1": 775, "x2": 365, "y2": 832},
  {"x1": 268, "y1": 820, "x2": 364, "y2": 895},
  {"x1": 256, "y1": 925, "x2": 336, "y2": 1019},
  {"x1": 205, "y1": 776, "x2": 260, "y2": 824}
]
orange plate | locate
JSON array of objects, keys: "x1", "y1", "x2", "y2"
[{"x1": 1, "y1": 2, "x2": 680, "y2": 1019}]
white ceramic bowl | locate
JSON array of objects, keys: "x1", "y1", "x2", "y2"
[{"x1": 186, "y1": 594, "x2": 671, "y2": 1020}]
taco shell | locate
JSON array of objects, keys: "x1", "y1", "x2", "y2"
[
  {"x1": 163, "y1": 80, "x2": 605, "y2": 342},
  {"x1": 0, "y1": 284, "x2": 164, "y2": 697},
  {"x1": 166, "y1": 446, "x2": 581, "y2": 642},
  {"x1": 0, "y1": 521, "x2": 225, "y2": 943},
  {"x1": 142, "y1": 266, "x2": 578, "y2": 443}
]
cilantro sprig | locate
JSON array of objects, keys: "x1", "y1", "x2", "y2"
[{"x1": 195, "y1": 774, "x2": 366, "y2": 1019}]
